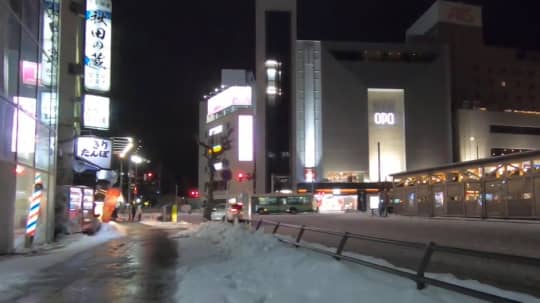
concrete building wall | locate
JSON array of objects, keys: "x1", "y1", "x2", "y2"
[
  {"x1": 318, "y1": 42, "x2": 453, "y2": 181},
  {"x1": 458, "y1": 109, "x2": 540, "y2": 161},
  {"x1": 56, "y1": 0, "x2": 84, "y2": 186},
  {"x1": 255, "y1": 0, "x2": 296, "y2": 193}
]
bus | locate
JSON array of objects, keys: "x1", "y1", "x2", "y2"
[{"x1": 251, "y1": 193, "x2": 316, "y2": 215}]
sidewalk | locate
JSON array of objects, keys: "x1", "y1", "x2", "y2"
[
  {"x1": 173, "y1": 223, "x2": 539, "y2": 303},
  {"x1": 0, "y1": 223, "x2": 124, "y2": 296}
]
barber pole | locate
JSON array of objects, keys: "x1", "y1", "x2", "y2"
[{"x1": 25, "y1": 174, "x2": 43, "y2": 247}]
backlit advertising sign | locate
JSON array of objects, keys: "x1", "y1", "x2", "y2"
[
  {"x1": 84, "y1": 0, "x2": 112, "y2": 92},
  {"x1": 238, "y1": 115, "x2": 253, "y2": 161},
  {"x1": 21, "y1": 61, "x2": 39, "y2": 86},
  {"x1": 75, "y1": 136, "x2": 112, "y2": 169},
  {"x1": 83, "y1": 94, "x2": 110, "y2": 129},
  {"x1": 207, "y1": 86, "x2": 252, "y2": 116}
]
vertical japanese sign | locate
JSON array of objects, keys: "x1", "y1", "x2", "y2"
[
  {"x1": 41, "y1": 0, "x2": 60, "y2": 87},
  {"x1": 84, "y1": 0, "x2": 112, "y2": 92}
]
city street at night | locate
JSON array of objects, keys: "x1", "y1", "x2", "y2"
[
  {"x1": 3, "y1": 0, "x2": 540, "y2": 301},
  {"x1": 1, "y1": 223, "x2": 182, "y2": 303}
]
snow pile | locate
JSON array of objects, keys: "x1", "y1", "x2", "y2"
[
  {"x1": 175, "y1": 223, "x2": 539, "y2": 303},
  {"x1": 0, "y1": 223, "x2": 124, "y2": 297}
]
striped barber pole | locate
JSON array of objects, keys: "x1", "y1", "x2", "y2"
[{"x1": 26, "y1": 173, "x2": 43, "y2": 237}]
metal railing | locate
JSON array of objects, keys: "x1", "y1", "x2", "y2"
[{"x1": 246, "y1": 219, "x2": 540, "y2": 303}]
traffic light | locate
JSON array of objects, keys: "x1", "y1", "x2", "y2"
[
  {"x1": 189, "y1": 189, "x2": 200, "y2": 198},
  {"x1": 236, "y1": 171, "x2": 253, "y2": 182}
]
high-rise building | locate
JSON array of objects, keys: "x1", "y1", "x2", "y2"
[{"x1": 252, "y1": 0, "x2": 540, "y2": 199}]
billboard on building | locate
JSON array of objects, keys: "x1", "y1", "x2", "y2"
[
  {"x1": 83, "y1": 94, "x2": 110, "y2": 129},
  {"x1": 75, "y1": 136, "x2": 112, "y2": 169},
  {"x1": 207, "y1": 86, "x2": 252, "y2": 116},
  {"x1": 367, "y1": 89, "x2": 406, "y2": 181},
  {"x1": 84, "y1": 0, "x2": 112, "y2": 92},
  {"x1": 238, "y1": 115, "x2": 253, "y2": 161}
]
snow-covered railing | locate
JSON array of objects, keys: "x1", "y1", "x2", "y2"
[{"x1": 248, "y1": 219, "x2": 540, "y2": 303}]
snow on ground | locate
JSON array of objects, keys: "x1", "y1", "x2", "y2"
[
  {"x1": 0, "y1": 222, "x2": 125, "y2": 296},
  {"x1": 175, "y1": 223, "x2": 540, "y2": 303},
  {"x1": 140, "y1": 219, "x2": 192, "y2": 230}
]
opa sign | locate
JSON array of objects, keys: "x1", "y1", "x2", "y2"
[{"x1": 374, "y1": 112, "x2": 395, "y2": 125}]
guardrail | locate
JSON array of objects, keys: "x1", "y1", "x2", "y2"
[{"x1": 247, "y1": 219, "x2": 540, "y2": 303}]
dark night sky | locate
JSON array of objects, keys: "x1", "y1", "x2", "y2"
[{"x1": 109, "y1": 0, "x2": 540, "y2": 193}]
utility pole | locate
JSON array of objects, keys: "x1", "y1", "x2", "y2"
[{"x1": 377, "y1": 141, "x2": 381, "y2": 183}]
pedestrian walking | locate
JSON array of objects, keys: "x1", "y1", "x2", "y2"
[{"x1": 135, "y1": 203, "x2": 143, "y2": 222}]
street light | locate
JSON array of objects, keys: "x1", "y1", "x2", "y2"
[
  {"x1": 131, "y1": 154, "x2": 143, "y2": 164},
  {"x1": 118, "y1": 137, "x2": 134, "y2": 202},
  {"x1": 127, "y1": 154, "x2": 148, "y2": 212}
]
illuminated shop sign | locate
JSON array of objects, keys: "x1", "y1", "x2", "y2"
[
  {"x1": 84, "y1": 0, "x2": 112, "y2": 92},
  {"x1": 374, "y1": 112, "x2": 395, "y2": 125},
  {"x1": 75, "y1": 136, "x2": 112, "y2": 169},
  {"x1": 208, "y1": 125, "x2": 223, "y2": 136},
  {"x1": 21, "y1": 61, "x2": 39, "y2": 86},
  {"x1": 83, "y1": 94, "x2": 110, "y2": 129},
  {"x1": 441, "y1": 1, "x2": 481, "y2": 27},
  {"x1": 207, "y1": 86, "x2": 252, "y2": 116}
]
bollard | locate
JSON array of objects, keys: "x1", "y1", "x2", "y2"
[
  {"x1": 171, "y1": 204, "x2": 178, "y2": 223},
  {"x1": 255, "y1": 219, "x2": 263, "y2": 231},
  {"x1": 416, "y1": 242, "x2": 435, "y2": 290},
  {"x1": 272, "y1": 222, "x2": 280, "y2": 234},
  {"x1": 295, "y1": 225, "x2": 305, "y2": 247},
  {"x1": 334, "y1": 232, "x2": 349, "y2": 260}
]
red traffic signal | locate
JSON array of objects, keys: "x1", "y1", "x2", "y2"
[
  {"x1": 236, "y1": 171, "x2": 252, "y2": 182},
  {"x1": 189, "y1": 189, "x2": 200, "y2": 198}
]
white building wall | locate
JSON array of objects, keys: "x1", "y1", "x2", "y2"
[
  {"x1": 458, "y1": 109, "x2": 540, "y2": 161},
  {"x1": 295, "y1": 40, "x2": 322, "y2": 183}
]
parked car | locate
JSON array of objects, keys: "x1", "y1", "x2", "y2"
[{"x1": 210, "y1": 203, "x2": 227, "y2": 221}]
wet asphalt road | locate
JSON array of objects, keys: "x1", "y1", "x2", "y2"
[{"x1": 4, "y1": 223, "x2": 180, "y2": 303}]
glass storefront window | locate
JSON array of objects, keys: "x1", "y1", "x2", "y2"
[
  {"x1": 533, "y1": 159, "x2": 540, "y2": 172},
  {"x1": 0, "y1": 98, "x2": 16, "y2": 162},
  {"x1": 13, "y1": 166, "x2": 35, "y2": 249},
  {"x1": 35, "y1": 123, "x2": 50, "y2": 170},
  {"x1": 0, "y1": 6, "x2": 22, "y2": 99},
  {"x1": 19, "y1": 31, "x2": 39, "y2": 104},
  {"x1": 16, "y1": 109, "x2": 36, "y2": 165}
]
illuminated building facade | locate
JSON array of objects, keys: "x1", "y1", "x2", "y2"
[
  {"x1": 0, "y1": 0, "x2": 61, "y2": 252},
  {"x1": 253, "y1": 0, "x2": 540, "y2": 199},
  {"x1": 198, "y1": 70, "x2": 256, "y2": 205}
]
